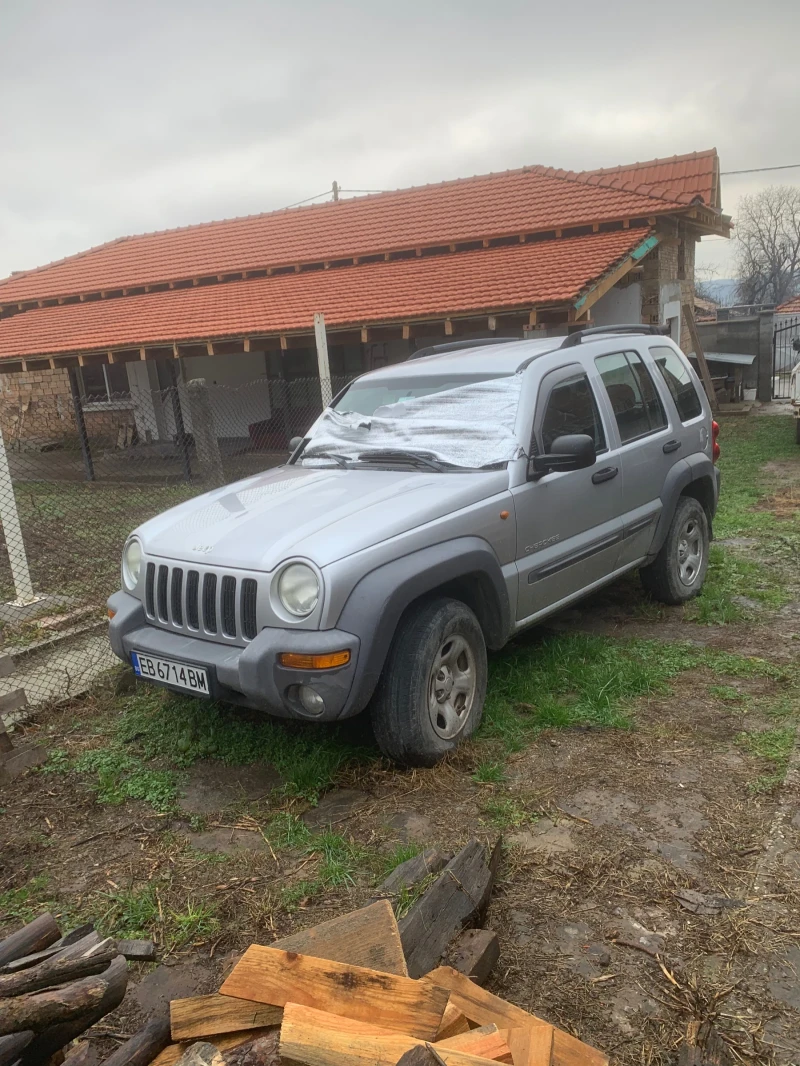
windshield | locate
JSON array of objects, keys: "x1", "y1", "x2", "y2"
[{"x1": 301, "y1": 372, "x2": 524, "y2": 470}]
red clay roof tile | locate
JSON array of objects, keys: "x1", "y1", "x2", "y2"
[
  {"x1": 0, "y1": 154, "x2": 714, "y2": 305},
  {"x1": 0, "y1": 228, "x2": 652, "y2": 360},
  {"x1": 777, "y1": 293, "x2": 800, "y2": 314}
]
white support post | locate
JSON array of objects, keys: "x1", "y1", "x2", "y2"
[
  {"x1": 0, "y1": 423, "x2": 37, "y2": 605},
  {"x1": 314, "y1": 312, "x2": 332, "y2": 407}
]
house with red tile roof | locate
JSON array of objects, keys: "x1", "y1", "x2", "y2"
[{"x1": 0, "y1": 149, "x2": 728, "y2": 448}]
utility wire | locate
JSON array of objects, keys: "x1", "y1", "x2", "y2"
[
  {"x1": 721, "y1": 163, "x2": 800, "y2": 176},
  {"x1": 281, "y1": 190, "x2": 332, "y2": 209}
]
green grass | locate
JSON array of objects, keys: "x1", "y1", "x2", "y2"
[
  {"x1": 478, "y1": 631, "x2": 785, "y2": 754},
  {"x1": 738, "y1": 723, "x2": 797, "y2": 795},
  {"x1": 97, "y1": 884, "x2": 219, "y2": 948},
  {"x1": 0, "y1": 876, "x2": 54, "y2": 924},
  {"x1": 471, "y1": 761, "x2": 507, "y2": 784},
  {"x1": 480, "y1": 796, "x2": 531, "y2": 828},
  {"x1": 377, "y1": 842, "x2": 422, "y2": 880}
]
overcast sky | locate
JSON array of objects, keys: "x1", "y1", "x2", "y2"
[{"x1": 1, "y1": 0, "x2": 798, "y2": 283}]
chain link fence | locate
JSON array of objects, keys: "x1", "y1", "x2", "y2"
[{"x1": 0, "y1": 369, "x2": 352, "y2": 712}]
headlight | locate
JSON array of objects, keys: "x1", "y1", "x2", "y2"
[
  {"x1": 122, "y1": 538, "x2": 142, "y2": 592},
  {"x1": 277, "y1": 563, "x2": 319, "y2": 617}
]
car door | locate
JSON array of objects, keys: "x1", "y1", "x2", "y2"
[
  {"x1": 512, "y1": 362, "x2": 624, "y2": 623},
  {"x1": 591, "y1": 346, "x2": 676, "y2": 567}
]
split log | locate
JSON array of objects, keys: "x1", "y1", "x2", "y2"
[
  {"x1": 221, "y1": 948, "x2": 447, "y2": 1040},
  {"x1": 116, "y1": 940, "x2": 157, "y2": 963},
  {"x1": 61, "y1": 1042, "x2": 96, "y2": 1066},
  {"x1": 435, "y1": 1003, "x2": 470, "y2": 1041},
  {"x1": 100, "y1": 1016, "x2": 171, "y2": 1066},
  {"x1": 221, "y1": 1033, "x2": 280, "y2": 1066},
  {"x1": 0, "y1": 925, "x2": 95, "y2": 975},
  {"x1": 279, "y1": 1002, "x2": 508, "y2": 1066},
  {"x1": 437, "y1": 1024, "x2": 512, "y2": 1062},
  {"x1": 21, "y1": 956, "x2": 128, "y2": 1066},
  {"x1": 171, "y1": 899, "x2": 405, "y2": 1042},
  {"x1": 170, "y1": 997, "x2": 281, "y2": 1042},
  {"x1": 174, "y1": 1045, "x2": 222, "y2": 1066},
  {"x1": 394, "y1": 1050, "x2": 434, "y2": 1066},
  {"x1": 372, "y1": 850, "x2": 451, "y2": 900},
  {"x1": 0, "y1": 950, "x2": 117, "y2": 998},
  {"x1": 152, "y1": 1029, "x2": 276, "y2": 1066},
  {"x1": 444, "y1": 929, "x2": 500, "y2": 986},
  {"x1": 274, "y1": 900, "x2": 407, "y2": 976},
  {"x1": 505, "y1": 1027, "x2": 554, "y2": 1066},
  {"x1": 399, "y1": 840, "x2": 500, "y2": 979},
  {"x1": 0, "y1": 974, "x2": 108, "y2": 1036},
  {"x1": 0, "y1": 915, "x2": 61, "y2": 968},
  {"x1": 53, "y1": 932, "x2": 109, "y2": 962},
  {"x1": 421, "y1": 967, "x2": 608, "y2": 1066},
  {"x1": 0, "y1": 1031, "x2": 33, "y2": 1066}
]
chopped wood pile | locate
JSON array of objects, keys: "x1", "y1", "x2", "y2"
[
  {"x1": 0, "y1": 913, "x2": 158, "y2": 1066},
  {"x1": 0, "y1": 839, "x2": 608, "y2": 1066}
]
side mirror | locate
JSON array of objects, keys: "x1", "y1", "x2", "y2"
[
  {"x1": 289, "y1": 436, "x2": 304, "y2": 453},
  {"x1": 529, "y1": 434, "x2": 596, "y2": 479}
]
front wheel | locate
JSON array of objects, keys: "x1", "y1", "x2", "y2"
[
  {"x1": 370, "y1": 597, "x2": 487, "y2": 767},
  {"x1": 640, "y1": 496, "x2": 710, "y2": 605}
]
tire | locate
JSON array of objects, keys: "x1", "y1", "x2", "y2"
[
  {"x1": 370, "y1": 597, "x2": 487, "y2": 767},
  {"x1": 640, "y1": 496, "x2": 710, "y2": 605}
]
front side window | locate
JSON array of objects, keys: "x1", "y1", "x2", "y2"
[
  {"x1": 650, "y1": 345, "x2": 703, "y2": 422},
  {"x1": 595, "y1": 351, "x2": 667, "y2": 443},
  {"x1": 539, "y1": 372, "x2": 606, "y2": 453}
]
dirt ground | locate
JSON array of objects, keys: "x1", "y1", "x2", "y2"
[{"x1": 2, "y1": 415, "x2": 800, "y2": 1066}]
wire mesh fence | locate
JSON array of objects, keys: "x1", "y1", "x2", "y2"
[{"x1": 0, "y1": 370, "x2": 351, "y2": 710}]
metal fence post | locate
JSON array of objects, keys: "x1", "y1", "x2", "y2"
[
  {"x1": 0, "y1": 422, "x2": 37, "y2": 605},
  {"x1": 757, "y1": 309, "x2": 774, "y2": 402},
  {"x1": 186, "y1": 378, "x2": 225, "y2": 487},
  {"x1": 68, "y1": 367, "x2": 95, "y2": 481}
]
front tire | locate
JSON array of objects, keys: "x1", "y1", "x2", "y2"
[
  {"x1": 370, "y1": 597, "x2": 487, "y2": 767},
  {"x1": 640, "y1": 496, "x2": 710, "y2": 605}
]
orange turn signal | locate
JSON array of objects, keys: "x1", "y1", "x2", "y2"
[
  {"x1": 107, "y1": 608, "x2": 116, "y2": 620},
  {"x1": 278, "y1": 650, "x2": 351, "y2": 670}
]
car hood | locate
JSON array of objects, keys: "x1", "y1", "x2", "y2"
[{"x1": 136, "y1": 463, "x2": 508, "y2": 572}]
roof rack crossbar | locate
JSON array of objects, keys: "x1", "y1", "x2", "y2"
[
  {"x1": 407, "y1": 337, "x2": 519, "y2": 360},
  {"x1": 559, "y1": 323, "x2": 671, "y2": 348}
]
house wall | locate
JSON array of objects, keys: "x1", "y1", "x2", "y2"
[
  {"x1": 640, "y1": 220, "x2": 696, "y2": 353},
  {"x1": 591, "y1": 283, "x2": 642, "y2": 326}
]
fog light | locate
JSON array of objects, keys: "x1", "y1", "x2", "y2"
[{"x1": 298, "y1": 685, "x2": 325, "y2": 717}]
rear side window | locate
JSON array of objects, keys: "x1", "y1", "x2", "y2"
[
  {"x1": 539, "y1": 372, "x2": 606, "y2": 453},
  {"x1": 595, "y1": 351, "x2": 667, "y2": 443},
  {"x1": 650, "y1": 345, "x2": 703, "y2": 422}
]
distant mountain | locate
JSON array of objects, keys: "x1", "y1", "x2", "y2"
[{"x1": 699, "y1": 279, "x2": 738, "y2": 305}]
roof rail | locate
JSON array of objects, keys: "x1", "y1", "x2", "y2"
[
  {"x1": 559, "y1": 324, "x2": 671, "y2": 348},
  {"x1": 407, "y1": 337, "x2": 519, "y2": 360}
]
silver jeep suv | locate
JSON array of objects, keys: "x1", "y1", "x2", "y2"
[{"x1": 108, "y1": 325, "x2": 721, "y2": 765}]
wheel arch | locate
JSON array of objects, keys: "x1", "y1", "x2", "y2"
[
  {"x1": 648, "y1": 455, "x2": 717, "y2": 559},
  {"x1": 335, "y1": 537, "x2": 510, "y2": 717}
]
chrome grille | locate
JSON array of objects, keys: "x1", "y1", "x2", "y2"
[{"x1": 143, "y1": 560, "x2": 260, "y2": 643}]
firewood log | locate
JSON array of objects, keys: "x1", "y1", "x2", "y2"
[
  {"x1": 0, "y1": 1031, "x2": 34, "y2": 1066},
  {"x1": 0, "y1": 916, "x2": 61, "y2": 968},
  {"x1": 99, "y1": 1016, "x2": 171, "y2": 1066},
  {"x1": 21, "y1": 956, "x2": 128, "y2": 1066},
  {"x1": 0, "y1": 951, "x2": 117, "y2": 998},
  {"x1": 0, "y1": 974, "x2": 108, "y2": 1036}
]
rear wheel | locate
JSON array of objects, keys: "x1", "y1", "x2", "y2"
[
  {"x1": 640, "y1": 496, "x2": 709, "y2": 605},
  {"x1": 370, "y1": 597, "x2": 487, "y2": 767}
]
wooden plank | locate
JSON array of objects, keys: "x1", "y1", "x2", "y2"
[
  {"x1": 221, "y1": 948, "x2": 447, "y2": 1040},
  {"x1": 0, "y1": 690, "x2": 27, "y2": 717},
  {"x1": 117, "y1": 938, "x2": 157, "y2": 962},
  {"x1": 421, "y1": 968, "x2": 607, "y2": 1066},
  {"x1": 437, "y1": 1025, "x2": 512, "y2": 1062},
  {"x1": 172, "y1": 901, "x2": 406, "y2": 1041},
  {"x1": 444, "y1": 929, "x2": 500, "y2": 986},
  {"x1": 152, "y1": 1028, "x2": 276, "y2": 1066},
  {"x1": 373, "y1": 849, "x2": 451, "y2": 901},
  {"x1": 0, "y1": 654, "x2": 15, "y2": 679},
  {"x1": 279, "y1": 1003, "x2": 514, "y2": 1066},
  {"x1": 171, "y1": 995, "x2": 282, "y2": 1041},
  {"x1": 399, "y1": 840, "x2": 496, "y2": 979},
  {"x1": 682, "y1": 303, "x2": 718, "y2": 413}
]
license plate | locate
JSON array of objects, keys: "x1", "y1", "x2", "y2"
[{"x1": 131, "y1": 652, "x2": 209, "y2": 695}]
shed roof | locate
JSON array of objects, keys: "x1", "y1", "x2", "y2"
[
  {"x1": 0, "y1": 151, "x2": 722, "y2": 307},
  {"x1": 776, "y1": 293, "x2": 800, "y2": 315},
  {"x1": 0, "y1": 228, "x2": 651, "y2": 360}
]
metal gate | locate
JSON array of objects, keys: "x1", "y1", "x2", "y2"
[{"x1": 773, "y1": 315, "x2": 800, "y2": 399}]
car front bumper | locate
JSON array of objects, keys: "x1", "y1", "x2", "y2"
[{"x1": 107, "y1": 590, "x2": 362, "y2": 721}]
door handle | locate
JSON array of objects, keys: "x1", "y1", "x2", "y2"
[
  {"x1": 662, "y1": 439, "x2": 682, "y2": 454},
  {"x1": 591, "y1": 466, "x2": 618, "y2": 485}
]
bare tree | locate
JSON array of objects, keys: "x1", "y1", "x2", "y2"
[{"x1": 734, "y1": 185, "x2": 800, "y2": 305}]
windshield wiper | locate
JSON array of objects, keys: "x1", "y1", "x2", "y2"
[
  {"x1": 302, "y1": 451, "x2": 350, "y2": 468},
  {"x1": 356, "y1": 449, "x2": 445, "y2": 471}
]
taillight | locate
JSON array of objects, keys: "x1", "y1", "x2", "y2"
[{"x1": 712, "y1": 420, "x2": 720, "y2": 463}]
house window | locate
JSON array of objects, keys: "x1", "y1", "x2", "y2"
[{"x1": 80, "y1": 362, "x2": 130, "y2": 402}]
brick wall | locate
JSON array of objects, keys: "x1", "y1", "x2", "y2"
[
  {"x1": 640, "y1": 219, "x2": 697, "y2": 352},
  {"x1": 0, "y1": 367, "x2": 135, "y2": 447}
]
